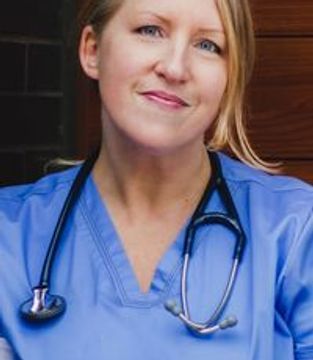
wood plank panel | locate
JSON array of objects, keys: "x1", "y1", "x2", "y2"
[
  {"x1": 247, "y1": 38, "x2": 313, "y2": 159},
  {"x1": 250, "y1": 0, "x2": 313, "y2": 35},
  {"x1": 282, "y1": 161, "x2": 313, "y2": 184}
]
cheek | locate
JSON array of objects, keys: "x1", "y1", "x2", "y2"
[
  {"x1": 97, "y1": 57, "x2": 131, "y2": 114},
  {"x1": 98, "y1": 55, "x2": 144, "y2": 106},
  {"x1": 200, "y1": 64, "x2": 228, "y2": 104},
  {"x1": 96, "y1": 45, "x2": 141, "y2": 121},
  {"x1": 98, "y1": 49, "x2": 129, "y2": 87},
  {"x1": 98, "y1": 37, "x2": 150, "y2": 87}
]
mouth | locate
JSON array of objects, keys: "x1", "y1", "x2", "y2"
[{"x1": 140, "y1": 90, "x2": 190, "y2": 109}]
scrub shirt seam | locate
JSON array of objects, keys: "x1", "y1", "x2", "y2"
[
  {"x1": 275, "y1": 207, "x2": 313, "y2": 350},
  {"x1": 78, "y1": 197, "x2": 130, "y2": 305},
  {"x1": 219, "y1": 152, "x2": 312, "y2": 193},
  {"x1": 0, "y1": 181, "x2": 73, "y2": 202},
  {"x1": 276, "y1": 206, "x2": 313, "y2": 294},
  {"x1": 159, "y1": 257, "x2": 183, "y2": 301},
  {"x1": 0, "y1": 168, "x2": 80, "y2": 202},
  {"x1": 223, "y1": 174, "x2": 312, "y2": 194}
]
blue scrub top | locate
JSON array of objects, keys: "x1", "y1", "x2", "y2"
[{"x1": 0, "y1": 153, "x2": 313, "y2": 360}]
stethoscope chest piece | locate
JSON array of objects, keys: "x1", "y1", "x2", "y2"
[{"x1": 20, "y1": 287, "x2": 66, "y2": 323}]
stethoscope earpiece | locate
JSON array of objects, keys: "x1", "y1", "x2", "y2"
[
  {"x1": 164, "y1": 299, "x2": 182, "y2": 316},
  {"x1": 165, "y1": 298, "x2": 238, "y2": 335},
  {"x1": 219, "y1": 315, "x2": 238, "y2": 330},
  {"x1": 19, "y1": 287, "x2": 66, "y2": 323}
]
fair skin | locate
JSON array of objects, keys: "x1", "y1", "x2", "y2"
[{"x1": 80, "y1": 0, "x2": 227, "y2": 292}]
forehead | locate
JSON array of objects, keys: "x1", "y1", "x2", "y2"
[{"x1": 117, "y1": 0, "x2": 223, "y2": 31}]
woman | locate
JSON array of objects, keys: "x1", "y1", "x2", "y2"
[{"x1": 1, "y1": 0, "x2": 313, "y2": 358}]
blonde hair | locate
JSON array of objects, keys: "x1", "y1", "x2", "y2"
[
  {"x1": 209, "y1": 0, "x2": 277, "y2": 171},
  {"x1": 78, "y1": 0, "x2": 277, "y2": 172}
]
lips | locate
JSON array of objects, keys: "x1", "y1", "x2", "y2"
[{"x1": 141, "y1": 90, "x2": 189, "y2": 107}]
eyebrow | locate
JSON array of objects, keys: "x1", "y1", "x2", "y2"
[
  {"x1": 137, "y1": 11, "x2": 171, "y2": 26},
  {"x1": 197, "y1": 28, "x2": 225, "y2": 35},
  {"x1": 137, "y1": 11, "x2": 225, "y2": 35},
  {"x1": 196, "y1": 29, "x2": 226, "y2": 40}
]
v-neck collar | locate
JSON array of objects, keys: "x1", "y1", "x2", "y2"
[
  {"x1": 80, "y1": 175, "x2": 189, "y2": 307},
  {"x1": 79, "y1": 152, "x2": 237, "y2": 308}
]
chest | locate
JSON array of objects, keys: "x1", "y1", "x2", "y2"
[
  {"x1": 109, "y1": 207, "x2": 192, "y2": 293},
  {"x1": 0, "y1": 183, "x2": 295, "y2": 360},
  {"x1": 2, "y1": 225, "x2": 288, "y2": 360},
  {"x1": 116, "y1": 227, "x2": 182, "y2": 293}
]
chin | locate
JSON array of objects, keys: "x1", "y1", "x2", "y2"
[
  {"x1": 123, "y1": 128, "x2": 202, "y2": 157},
  {"x1": 103, "y1": 107, "x2": 205, "y2": 156}
]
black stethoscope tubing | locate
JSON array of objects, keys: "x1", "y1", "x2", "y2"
[
  {"x1": 164, "y1": 151, "x2": 245, "y2": 335},
  {"x1": 20, "y1": 150, "x2": 99, "y2": 322},
  {"x1": 183, "y1": 151, "x2": 245, "y2": 260}
]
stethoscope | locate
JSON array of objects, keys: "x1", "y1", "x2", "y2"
[{"x1": 20, "y1": 150, "x2": 246, "y2": 336}]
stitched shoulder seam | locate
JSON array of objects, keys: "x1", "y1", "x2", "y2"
[
  {"x1": 0, "y1": 170, "x2": 79, "y2": 203},
  {"x1": 223, "y1": 175, "x2": 313, "y2": 195},
  {"x1": 276, "y1": 206, "x2": 313, "y2": 296}
]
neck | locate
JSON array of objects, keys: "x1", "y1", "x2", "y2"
[{"x1": 93, "y1": 138, "x2": 211, "y2": 217}]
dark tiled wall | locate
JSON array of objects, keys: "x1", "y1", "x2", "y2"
[{"x1": 0, "y1": 0, "x2": 75, "y2": 186}]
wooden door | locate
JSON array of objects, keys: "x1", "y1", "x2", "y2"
[
  {"x1": 75, "y1": 0, "x2": 313, "y2": 183},
  {"x1": 249, "y1": 0, "x2": 313, "y2": 183}
]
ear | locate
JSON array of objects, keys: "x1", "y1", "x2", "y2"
[{"x1": 79, "y1": 25, "x2": 100, "y2": 80}]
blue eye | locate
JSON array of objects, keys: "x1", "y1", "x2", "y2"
[
  {"x1": 198, "y1": 40, "x2": 221, "y2": 54},
  {"x1": 137, "y1": 25, "x2": 162, "y2": 37}
]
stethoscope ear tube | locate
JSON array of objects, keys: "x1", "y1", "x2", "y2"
[
  {"x1": 165, "y1": 152, "x2": 246, "y2": 336},
  {"x1": 19, "y1": 149, "x2": 99, "y2": 323}
]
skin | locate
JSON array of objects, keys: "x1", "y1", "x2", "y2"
[{"x1": 79, "y1": 0, "x2": 228, "y2": 292}]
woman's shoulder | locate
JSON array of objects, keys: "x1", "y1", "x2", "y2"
[
  {"x1": 0, "y1": 166, "x2": 80, "y2": 208},
  {"x1": 0, "y1": 166, "x2": 81, "y2": 237},
  {"x1": 219, "y1": 152, "x2": 313, "y2": 197},
  {"x1": 219, "y1": 152, "x2": 313, "y2": 244},
  {"x1": 0, "y1": 166, "x2": 82, "y2": 275}
]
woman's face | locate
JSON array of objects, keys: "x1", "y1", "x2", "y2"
[{"x1": 81, "y1": 0, "x2": 228, "y2": 154}]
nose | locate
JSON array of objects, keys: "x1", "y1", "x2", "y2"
[{"x1": 155, "y1": 41, "x2": 191, "y2": 84}]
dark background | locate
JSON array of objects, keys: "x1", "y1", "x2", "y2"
[
  {"x1": 0, "y1": 0, "x2": 77, "y2": 185},
  {"x1": 1, "y1": 1, "x2": 313, "y2": 186}
]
